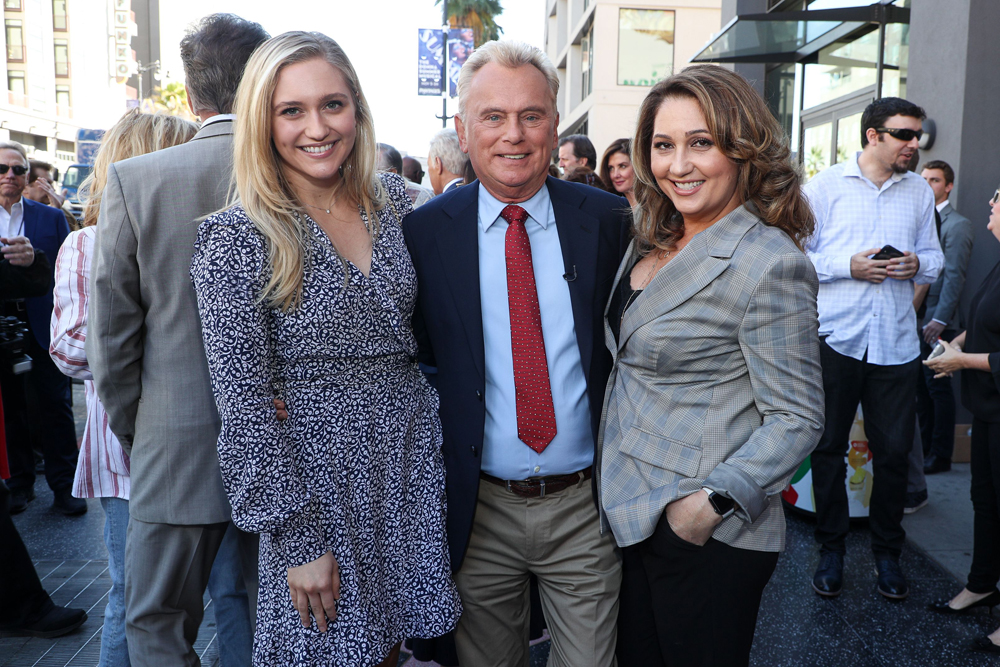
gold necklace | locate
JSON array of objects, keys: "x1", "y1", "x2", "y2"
[{"x1": 301, "y1": 193, "x2": 338, "y2": 215}]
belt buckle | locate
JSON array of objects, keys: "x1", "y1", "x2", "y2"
[{"x1": 539, "y1": 478, "x2": 545, "y2": 498}]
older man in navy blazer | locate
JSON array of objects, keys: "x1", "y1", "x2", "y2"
[
  {"x1": 0, "y1": 141, "x2": 81, "y2": 516},
  {"x1": 403, "y1": 41, "x2": 630, "y2": 667}
]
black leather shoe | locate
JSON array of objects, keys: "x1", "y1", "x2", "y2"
[
  {"x1": 876, "y1": 559, "x2": 909, "y2": 599},
  {"x1": 924, "y1": 454, "x2": 952, "y2": 474},
  {"x1": 0, "y1": 605, "x2": 87, "y2": 638},
  {"x1": 812, "y1": 551, "x2": 844, "y2": 597},
  {"x1": 971, "y1": 636, "x2": 1000, "y2": 655},
  {"x1": 52, "y1": 489, "x2": 87, "y2": 516},
  {"x1": 929, "y1": 589, "x2": 1000, "y2": 614},
  {"x1": 8, "y1": 487, "x2": 35, "y2": 515}
]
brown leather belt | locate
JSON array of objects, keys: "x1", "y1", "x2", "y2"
[{"x1": 480, "y1": 466, "x2": 592, "y2": 498}]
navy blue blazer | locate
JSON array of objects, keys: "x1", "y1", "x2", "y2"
[
  {"x1": 20, "y1": 198, "x2": 70, "y2": 348},
  {"x1": 402, "y1": 176, "x2": 632, "y2": 570}
]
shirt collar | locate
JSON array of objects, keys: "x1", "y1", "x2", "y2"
[
  {"x1": 843, "y1": 151, "x2": 905, "y2": 186},
  {"x1": 4, "y1": 196, "x2": 24, "y2": 216},
  {"x1": 936, "y1": 199, "x2": 950, "y2": 213},
  {"x1": 478, "y1": 182, "x2": 551, "y2": 233},
  {"x1": 200, "y1": 113, "x2": 235, "y2": 128}
]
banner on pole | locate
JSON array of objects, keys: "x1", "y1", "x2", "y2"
[
  {"x1": 417, "y1": 29, "x2": 445, "y2": 96},
  {"x1": 448, "y1": 28, "x2": 474, "y2": 98}
]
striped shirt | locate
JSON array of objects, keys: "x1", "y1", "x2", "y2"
[
  {"x1": 804, "y1": 152, "x2": 943, "y2": 366},
  {"x1": 49, "y1": 227, "x2": 130, "y2": 499}
]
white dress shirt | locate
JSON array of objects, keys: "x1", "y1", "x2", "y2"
[
  {"x1": 804, "y1": 152, "x2": 943, "y2": 366},
  {"x1": 477, "y1": 182, "x2": 593, "y2": 479},
  {"x1": 1, "y1": 196, "x2": 25, "y2": 238}
]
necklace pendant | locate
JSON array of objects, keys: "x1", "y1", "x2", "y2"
[{"x1": 325, "y1": 209, "x2": 330, "y2": 214}]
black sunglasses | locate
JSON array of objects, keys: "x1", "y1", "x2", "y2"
[
  {"x1": 0, "y1": 164, "x2": 28, "y2": 176},
  {"x1": 991, "y1": 188, "x2": 1000, "y2": 207},
  {"x1": 876, "y1": 127, "x2": 923, "y2": 142}
]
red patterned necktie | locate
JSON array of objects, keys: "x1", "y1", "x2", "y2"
[{"x1": 502, "y1": 204, "x2": 557, "y2": 453}]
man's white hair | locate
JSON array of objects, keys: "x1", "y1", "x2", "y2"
[
  {"x1": 428, "y1": 129, "x2": 468, "y2": 176},
  {"x1": 456, "y1": 40, "x2": 560, "y2": 120}
]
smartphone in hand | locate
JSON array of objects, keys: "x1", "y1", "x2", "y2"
[{"x1": 872, "y1": 244, "x2": 905, "y2": 260}]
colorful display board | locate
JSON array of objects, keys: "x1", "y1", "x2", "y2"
[{"x1": 782, "y1": 405, "x2": 873, "y2": 518}]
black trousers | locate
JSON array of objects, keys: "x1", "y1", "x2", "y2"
[
  {"x1": 0, "y1": 479, "x2": 53, "y2": 627},
  {"x1": 812, "y1": 340, "x2": 919, "y2": 559},
  {"x1": 967, "y1": 419, "x2": 1000, "y2": 594},
  {"x1": 0, "y1": 331, "x2": 78, "y2": 494},
  {"x1": 915, "y1": 332, "x2": 957, "y2": 461},
  {"x1": 617, "y1": 513, "x2": 779, "y2": 667}
]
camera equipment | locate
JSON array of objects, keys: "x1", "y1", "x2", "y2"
[{"x1": 0, "y1": 316, "x2": 32, "y2": 374}]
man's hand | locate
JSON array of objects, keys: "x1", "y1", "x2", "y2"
[
  {"x1": 1, "y1": 236, "x2": 34, "y2": 267},
  {"x1": 664, "y1": 490, "x2": 723, "y2": 547},
  {"x1": 288, "y1": 551, "x2": 340, "y2": 632},
  {"x1": 850, "y1": 248, "x2": 891, "y2": 283},
  {"x1": 923, "y1": 320, "x2": 946, "y2": 345},
  {"x1": 38, "y1": 180, "x2": 64, "y2": 208},
  {"x1": 888, "y1": 251, "x2": 919, "y2": 281}
]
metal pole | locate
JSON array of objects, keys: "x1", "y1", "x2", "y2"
[
  {"x1": 874, "y1": 16, "x2": 886, "y2": 100},
  {"x1": 434, "y1": 0, "x2": 453, "y2": 128}
]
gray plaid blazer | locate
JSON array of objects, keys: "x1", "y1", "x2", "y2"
[{"x1": 598, "y1": 205, "x2": 824, "y2": 552}]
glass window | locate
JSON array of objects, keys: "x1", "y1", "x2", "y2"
[
  {"x1": 803, "y1": 23, "x2": 909, "y2": 109},
  {"x1": 7, "y1": 70, "x2": 25, "y2": 94},
  {"x1": 802, "y1": 122, "x2": 832, "y2": 181},
  {"x1": 617, "y1": 8, "x2": 674, "y2": 87},
  {"x1": 581, "y1": 24, "x2": 593, "y2": 99},
  {"x1": 836, "y1": 112, "x2": 863, "y2": 163},
  {"x1": 4, "y1": 0, "x2": 22, "y2": 9},
  {"x1": 53, "y1": 0, "x2": 67, "y2": 31},
  {"x1": 764, "y1": 63, "x2": 796, "y2": 142},
  {"x1": 54, "y1": 39, "x2": 69, "y2": 77},
  {"x1": 56, "y1": 84, "x2": 70, "y2": 106},
  {"x1": 6, "y1": 19, "x2": 24, "y2": 62}
]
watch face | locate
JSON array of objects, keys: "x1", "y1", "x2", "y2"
[{"x1": 711, "y1": 494, "x2": 736, "y2": 515}]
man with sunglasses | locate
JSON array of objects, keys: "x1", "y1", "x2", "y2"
[
  {"x1": 804, "y1": 97, "x2": 944, "y2": 602},
  {"x1": 0, "y1": 141, "x2": 82, "y2": 516}
]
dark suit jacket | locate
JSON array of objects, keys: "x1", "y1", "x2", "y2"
[
  {"x1": 21, "y1": 198, "x2": 70, "y2": 348},
  {"x1": 402, "y1": 176, "x2": 632, "y2": 569}
]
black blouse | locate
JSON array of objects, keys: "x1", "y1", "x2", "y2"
[
  {"x1": 961, "y1": 260, "x2": 1000, "y2": 422},
  {"x1": 608, "y1": 257, "x2": 641, "y2": 345}
]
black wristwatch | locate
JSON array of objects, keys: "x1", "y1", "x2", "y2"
[{"x1": 703, "y1": 488, "x2": 736, "y2": 519}]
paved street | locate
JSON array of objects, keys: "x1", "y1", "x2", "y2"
[{"x1": 2, "y1": 385, "x2": 996, "y2": 666}]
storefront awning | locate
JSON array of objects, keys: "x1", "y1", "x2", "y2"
[{"x1": 691, "y1": 4, "x2": 909, "y2": 65}]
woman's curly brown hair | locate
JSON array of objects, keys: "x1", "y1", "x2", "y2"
[{"x1": 631, "y1": 64, "x2": 814, "y2": 252}]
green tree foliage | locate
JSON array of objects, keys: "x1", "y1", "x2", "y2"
[{"x1": 436, "y1": 0, "x2": 504, "y2": 46}]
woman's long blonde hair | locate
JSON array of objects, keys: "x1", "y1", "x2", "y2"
[
  {"x1": 232, "y1": 31, "x2": 384, "y2": 311},
  {"x1": 80, "y1": 109, "x2": 198, "y2": 227}
]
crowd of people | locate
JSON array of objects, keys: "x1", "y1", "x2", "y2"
[{"x1": 1, "y1": 9, "x2": 999, "y2": 667}]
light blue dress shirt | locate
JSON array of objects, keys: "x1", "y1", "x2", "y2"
[
  {"x1": 477, "y1": 183, "x2": 593, "y2": 480},
  {"x1": 804, "y1": 152, "x2": 943, "y2": 366}
]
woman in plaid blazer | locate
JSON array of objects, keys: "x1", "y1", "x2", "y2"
[{"x1": 599, "y1": 65, "x2": 825, "y2": 666}]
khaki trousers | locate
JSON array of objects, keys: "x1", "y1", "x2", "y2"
[{"x1": 455, "y1": 476, "x2": 621, "y2": 667}]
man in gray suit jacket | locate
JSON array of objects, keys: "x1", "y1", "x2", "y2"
[
  {"x1": 87, "y1": 15, "x2": 269, "y2": 666},
  {"x1": 915, "y1": 161, "x2": 974, "y2": 477}
]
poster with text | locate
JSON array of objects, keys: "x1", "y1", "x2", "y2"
[
  {"x1": 418, "y1": 28, "x2": 445, "y2": 96},
  {"x1": 448, "y1": 28, "x2": 474, "y2": 98}
]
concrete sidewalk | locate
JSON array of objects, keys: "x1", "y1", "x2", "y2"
[{"x1": 903, "y1": 462, "x2": 976, "y2": 584}]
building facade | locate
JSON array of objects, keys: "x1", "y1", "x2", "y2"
[
  {"x1": 0, "y1": 0, "x2": 155, "y2": 174},
  {"x1": 544, "y1": 0, "x2": 721, "y2": 162},
  {"x1": 695, "y1": 0, "x2": 1000, "y2": 421}
]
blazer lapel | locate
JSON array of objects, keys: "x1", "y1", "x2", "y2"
[
  {"x1": 548, "y1": 177, "x2": 600, "y2": 381},
  {"x1": 618, "y1": 205, "x2": 759, "y2": 351},
  {"x1": 20, "y1": 199, "x2": 37, "y2": 240},
  {"x1": 435, "y1": 184, "x2": 486, "y2": 381}
]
